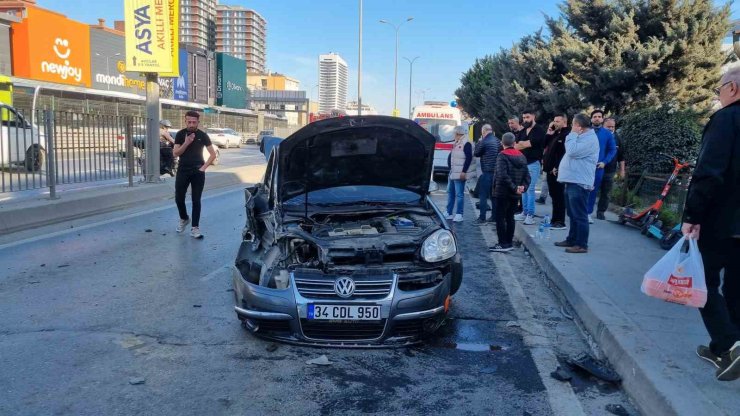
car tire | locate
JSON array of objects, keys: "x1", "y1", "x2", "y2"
[{"x1": 25, "y1": 145, "x2": 46, "y2": 173}]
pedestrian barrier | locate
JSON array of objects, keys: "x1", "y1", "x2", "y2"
[{"x1": 0, "y1": 108, "x2": 147, "y2": 194}]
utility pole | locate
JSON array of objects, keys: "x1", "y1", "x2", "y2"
[
  {"x1": 404, "y1": 56, "x2": 419, "y2": 119},
  {"x1": 380, "y1": 17, "x2": 413, "y2": 117}
]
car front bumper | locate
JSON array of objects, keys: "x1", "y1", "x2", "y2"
[{"x1": 231, "y1": 265, "x2": 454, "y2": 347}]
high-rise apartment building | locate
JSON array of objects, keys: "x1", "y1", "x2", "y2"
[
  {"x1": 180, "y1": 0, "x2": 217, "y2": 51},
  {"x1": 318, "y1": 53, "x2": 348, "y2": 113},
  {"x1": 216, "y1": 5, "x2": 266, "y2": 73}
]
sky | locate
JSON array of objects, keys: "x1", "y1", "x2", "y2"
[{"x1": 37, "y1": 0, "x2": 740, "y2": 116}]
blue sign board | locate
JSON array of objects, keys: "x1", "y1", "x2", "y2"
[{"x1": 173, "y1": 49, "x2": 188, "y2": 101}]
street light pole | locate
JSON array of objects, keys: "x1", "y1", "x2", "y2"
[
  {"x1": 358, "y1": 0, "x2": 363, "y2": 116},
  {"x1": 404, "y1": 56, "x2": 419, "y2": 119},
  {"x1": 380, "y1": 17, "x2": 413, "y2": 116},
  {"x1": 96, "y1": 52, "x2": 121, "y2": 91}
]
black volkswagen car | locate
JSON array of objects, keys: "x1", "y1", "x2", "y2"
[{"x1": 232, "y1": 115, "x2": 463, "y2": 347}]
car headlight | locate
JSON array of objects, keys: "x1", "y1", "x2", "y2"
[{"x1": 421, "y1": 229, "x2": 457, "y2": 262}]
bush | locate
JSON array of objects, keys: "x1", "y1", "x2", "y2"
[
  {"x1": 619, "y1": 106, "x2": 703, "y2": 175},
  {"x1": 610, "y1": 180, "x2": 642, "y2": 209},
  {"x1": 658, "y1": 210, "x2": 681, "y2": 229}
]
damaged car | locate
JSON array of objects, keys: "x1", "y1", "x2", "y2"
[{"x1": 232, "y1": 115, "x2": 463, "y2": 347}]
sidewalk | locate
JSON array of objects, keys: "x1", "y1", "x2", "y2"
[
  {"x1": 513, "y1": 201, "x2": 740, "y2": 415},
  {"x1": 0, "y1": 165, "x2": 265, "y2": 236}
]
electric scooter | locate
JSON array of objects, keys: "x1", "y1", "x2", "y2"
[
  {"x1": 618, "y1": 153, "x2": 693, "y2": 235},
  {"x1": 646, "y1": 223, "x2": 682, "y2": 250}
]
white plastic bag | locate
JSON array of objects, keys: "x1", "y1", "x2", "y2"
[{"x1": 641, "y1": 236, "x2": 707, "y2": 308}]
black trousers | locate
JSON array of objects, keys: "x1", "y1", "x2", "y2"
[
  {"x1": 597, "y1": 171, "x2": 615, "y2": 215},
  {"x1": 175, "y1": 165, "x2": 206, "y2": 227},
  {"x1": 547, "y1": 173, "x2": 566, "y2": 224},
  {"x1": 496, "y1": 197, "x2": 517, "y2": 246},
  {"x1": 699, "y1": 236, "x2": 740, "y2": 355}
]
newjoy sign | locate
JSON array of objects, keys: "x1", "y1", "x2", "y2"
[{"x1": 124, "y1": 0, "x2": 173, "y2": 73}]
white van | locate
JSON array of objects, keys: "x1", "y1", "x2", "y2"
[{"x1": 0, "y1": 102, "x2": 46, "y2": 172}]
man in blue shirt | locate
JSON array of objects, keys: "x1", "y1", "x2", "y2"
[{"x1": 586, "y1": 110, "x2": 617, "y2": 223}]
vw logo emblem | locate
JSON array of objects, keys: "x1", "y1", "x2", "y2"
[{"x1": 334, "y1": 277, "x2": 355, "y2": 298}]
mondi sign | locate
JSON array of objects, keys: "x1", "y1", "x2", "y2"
[{"x1": 216, "y1": 52, "x2": 247, "y2": 109}]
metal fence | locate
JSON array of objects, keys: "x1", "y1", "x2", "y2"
[{"x1": 1, "y1": 106, "x2": 147, "y2": 194}]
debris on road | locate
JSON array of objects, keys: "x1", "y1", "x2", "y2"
[
  {"x1": 306, "y1": 355, "x2": 333, "y2": 366},
  {"x1": 58, "y1": 264, "x2": 69, "y2": 268},
  {"x1": 145, "y1": 229, "x2": 152, "y2": 233},
  {"x1": 128, "y1": 377, "x2": 146, "y2": 385},
  {"x1": 605, "y1": 403, "x2": 631, "y2": 416},
  {"x1": 550, "y1": 366, "x2": 573, "y2": 382},
  {"x1": 560, "y1": 306, "x2": 574, "y2": 320},
  {"x1": 505, "y1": 321, "x2": 521, "y2": 328},
  {"x1": 567, "y1": 353, "x2": 621, "y2": 383},
  {"x1": 266, "y1": 344, "x2": 278, "y2": 353},
  {"x1": 193, "y1": 304, "x2": 202, "y2": 308}
]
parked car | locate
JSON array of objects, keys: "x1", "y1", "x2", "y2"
[
  {"x1": 206, "y1": 128, "x2": 242, "y2": 148},
  {"x1": 0, "y1": 102, "x2": 46, "y2": 172},
  {"x1": 243, "y1": 133, "x2": 259, "y2": 145},
  {"x1": 256, "y1": 129, "x2": 274, "y2": 145},
  {"x1": 232, "y1": 115, "x2": 463, "y2": 347}
]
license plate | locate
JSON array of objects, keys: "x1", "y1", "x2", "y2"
[{"x1": 308, "y1": 304, "x2": 381, "y2": 321}]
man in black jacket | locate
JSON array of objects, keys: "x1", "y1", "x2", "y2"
[
  {"x1": 474, "y1": 124, "x2": 501, "y2": 225},
  {"x1": 683, "y1": 67, "x2": 740, "y2": 381},
  {"x1": 543, "y1": 114, "x2": 569, "y2": 229},
  {"x1": 489, "y1": 132, "x2": 531, "y2": 252}
]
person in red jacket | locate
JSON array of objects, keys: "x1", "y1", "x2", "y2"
[{"x1": 489, "y1": 132, "x2": 531, "y2": 252}]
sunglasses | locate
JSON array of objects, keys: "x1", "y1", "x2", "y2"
[{"x1": 713, "y1": 81, "x2": 734, "y2": 95}]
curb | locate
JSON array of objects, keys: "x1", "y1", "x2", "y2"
[
  {"x1": 0, "y1": 166, "x2": 264, "y2": 236},
  {"x1": 514, "y1": 223, "x2": 723, "y2": 416}
]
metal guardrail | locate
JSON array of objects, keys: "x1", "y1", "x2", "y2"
[{"x1": 0, "y1": 108, "x2": 148, "y2": 194}]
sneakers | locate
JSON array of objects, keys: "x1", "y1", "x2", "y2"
[
  {"x1": 588, "y1": 215, "x2": 594, "y2": 224},
  {"x1": 554, "y1": 240, "x2": 574, "y2": 247},
  {"x1": 453, "y1": 214, "x2": 464, "y2": 223},
  {"x1": 445, "y1": 213, "x2": 454, "y2": 220},
  {"x1": 716, "y1": 341, "x2": 740, "y2": 381},
  {"x1": 596, "y1": 212, "x2": 606, "y2": 220},
  {"x1": 523, "y1": 215, "x2": 535, "y2": 225},
  {"x1": 697, "y1": 345, "x2": 721, "y2": 369},
  {"x1": 514, "y1": 213, "x2": 526, "y2": 222},
  {"x1": 565, "y1": 246, "x2": 588, "y2": 254},
  {"x1": 473, "y1": 218, "x2": 487, "y2": 225},
  {"x1": 176, "y1": 218, "x2": 190, "y2": 233},
  {"x1": 550, "y1": 222, "x2": 567, "y2": 230},
  {"x1": 190, "y1": 226, "x2": 204, "y2": 239},
  {"x1": 535, "y1": 197, "x2": 546, "y2": 205},
  {"x1": 489, "y1": 244, "x2": 514, "y2": 252}
]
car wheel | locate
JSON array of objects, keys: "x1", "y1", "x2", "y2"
[{"x1": 25, "y1": 145, "x2": 46, "y2": 172}]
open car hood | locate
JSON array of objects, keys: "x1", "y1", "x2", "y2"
[{"x1": 277, "y1": 116, "x2": 436, "y2": 203}]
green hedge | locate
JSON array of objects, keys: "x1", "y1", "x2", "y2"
[{"x1": 619, "y1": 106, "x2": 703, "y2": 174}]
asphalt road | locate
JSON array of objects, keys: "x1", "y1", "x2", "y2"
[{"x1": 0, "y1": 182, "x2": 638, "y2": 415}]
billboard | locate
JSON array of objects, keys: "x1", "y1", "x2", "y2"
[
  {"x1": 124, "y1": 0, "x2": 173, "y2": 73},
  {"x1": 10, "y1": 7, "x2": 91, "y2": 87},
  {"x1": 158, "y1": 0, "x2": 179, "y2": 78},
  {"x1": 216, "y1": 53, "x2": 246, "y2": 109},
  {"x1": 173, "y1": 49, "x2": 188, "y2": 101}
]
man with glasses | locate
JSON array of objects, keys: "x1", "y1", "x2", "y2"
[{"x1": 684, "y1": 67, "x2": 740, "y2": 381}]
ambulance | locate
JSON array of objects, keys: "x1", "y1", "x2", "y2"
[{"x1": 412, "y1": 101, "x2": 463, "y2": 177}]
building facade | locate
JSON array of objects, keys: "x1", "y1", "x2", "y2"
[
  {"x1": 247, "y1": 72, "x2": 299, "y2": 91},
  {"x1": 318, "y1": 53, "x2": 348, "y2": 113},
  {"x1": 345, "y1": 101, "x2": 378, "y2": 116},
  {"x1": 215, "y1": 5, "x2": 266, "y2": 73},
  {"x1": 249, "y1": 89, "x2": 307, "y2": 126},
  {"x1": 180, "y1": 0, "x2": 217, "y2": 51}
]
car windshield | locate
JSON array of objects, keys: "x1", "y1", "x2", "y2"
[
  {"x1": 415, "y1": 118, "x2": 457, "y2": 143},
  {"x1": 283, "y1": 186, "x2": 420, "y2": 207}
]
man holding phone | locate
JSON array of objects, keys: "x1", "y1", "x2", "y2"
[{"x1": 173, "y1": 111, "x2": 217, "y2": 239}]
